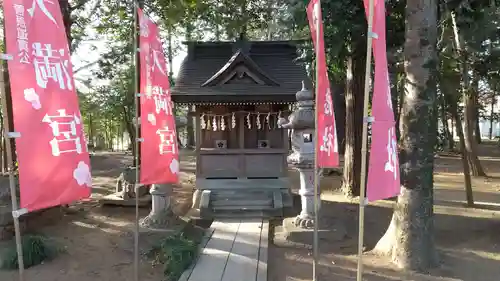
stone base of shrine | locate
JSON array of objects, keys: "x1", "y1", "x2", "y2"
[
  {"x1": 99, "y1": 193, "x2": 152, "y2": 207},
  {"x1": 193, "y1": 178, "x2": 295, "y2": 220},
  {"x1": 273, "y1": 217, "x2": 347, "y2": 249}
]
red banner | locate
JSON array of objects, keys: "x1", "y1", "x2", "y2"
[
  {"x1": 2, "y1": 0, "x2": 92, "y2": 211},
  {"x1": 364, "y1": 0, "x2": 401, "y2": 201},
  {"x1": 307, "y1": 0, "x2": 339, "y2": 167},
  {"x1": 138, "y1": 8, "x2": 179, "y2": 184}
]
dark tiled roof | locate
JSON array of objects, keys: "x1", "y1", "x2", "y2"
[
  {"x1": 171, "y1": 40, "x2": 309, "y2": 104},
  {"x1": 201, "y1": 49, "x2": 280, "y2": 87}
]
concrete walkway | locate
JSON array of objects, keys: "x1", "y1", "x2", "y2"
[{"x1": 180, "y1": 219, "x2": 269, "y2": 281}]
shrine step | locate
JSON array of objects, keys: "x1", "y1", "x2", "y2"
[
  {"x1": 213, "y1": 206, "x2": 275, "y2": 211},
  {"x1": 211, "y1": 210, "x2": 274, "y2": 219},
  {"x1": 212, "y1": 199, "x2": 273, "y2": 207},
  {"x1": 212, "y1": 191, "x2": 272, "y2": 201},
  {"x1": 199, "y1": 189, "x2": 291, "y2": 219}
]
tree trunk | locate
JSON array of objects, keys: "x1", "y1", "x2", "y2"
[
  {"x1": 489, "y1": 93, "x2": 495, "y2": 139},
  {"x1": 451, "y1": 118, "x2": 455, "y2": 138},
  {"x1": 450, "y1": 12, "x2": 486, "y2": 177},
  {"x1": 442, "y1": 57, "x2": 474, "y2": 205},
  {"x1": 489, "y1": 0, "x2": 497, "y2": 139},
  {"x1": 88, "y1": 112, "x2": 94, "y2": 146},
  {"x1": 123, "y1": 107, "x2": 136, "y2": 159},
  {"x1": 167, "y1": 26, "x2": 174, "y2": 78},
  {"x1": 472, "y1": 82, "x2": 481, "y2": 144},
  {"x1": 58, "y1": 0, "x2": 73, "y2": 51},
  {"x1": 341, "y1": 49, "x2": 365, "y2": 197},
  {"x1": 463, "y1": 90, "x2": 486, "y2": 176},
  {"x1": 183, "y1": 16, "x2": 196, "y2": 148},
  {"x1": 474, "y1": 114, "x2": 481, "y2": 144},
  {"x1": 440, "y1": 110, "x2": 452, "y2": 151},
  {"x1": 373, "y1": 0, "x2": 439, "y2": 271},
  {"x1": 389, "y1": 65, "x2": 402, "y2": 140},
  {"x1": 214, "y1": 22, "x2": 221, "y2": 40},
  {"x1": 439, "y1": 92, "x2": 454, "y2": 151},
  {"x1": 266, "y1": 0, "x2": 274, "y2": 40},
  {"x1": 107, "y1": 120, "x2": 113, "y2": 150},
  {"x1": 186, "y1": 106, "x2": 195, "y2": 148},
  {"x1": 450, "y1": 102, "x2": 474, "y2": 206}
]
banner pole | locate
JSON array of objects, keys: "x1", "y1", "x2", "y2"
[
  {"x1": 357, "y1": 0, "x2": 375, "y2": 279},
  {"x1": 0, "y1": 54, "x2": 25, "y2": 281},
  {"x1": 133, "y1": 2, "x2": 141, "y2": 281},
  {"x1": 312, "y1": 1, "x2": 321, "y2": 280}
]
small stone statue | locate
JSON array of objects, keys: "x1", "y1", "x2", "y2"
[
  {"x1": 278, "y1": 82, "x2": 319, "y2": 228},
  {"x1": 115, "y1": 166, "x2": 149, "y2": 199}
]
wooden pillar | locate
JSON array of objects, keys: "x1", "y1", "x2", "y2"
[
  {"x1": 195, "y1": 106, "x2": 201, "y2": 176},
  {"x1": 238, "y1": 110, "x2": 245, "y2": 178},
  {"x1": 282, "y1": 104, "x2": 289, "y2": 178}
]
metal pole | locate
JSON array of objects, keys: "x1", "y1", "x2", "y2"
[
  {"x1": 357, "y1": 0, "x2": 375, "y2": 279},
  {"x1": 0, "y1": 54, "x2": 25, "y2": 281},
  {"x1": 312, "y1": 1, "x2": 321, "y2": 280},
  {"x1": 133, "y1": 2, "x2": 141, "y2": 281}
]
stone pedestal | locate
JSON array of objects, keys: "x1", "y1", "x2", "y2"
[
  {"x1": 273, "y1": 217, "x2": 346, "y2": 249},
  {"x1": 295, "y1": 168, "x2": 320, "y2": 228},
  {"x1": 139, "y1": 183, "x2": 178, "y2": 231}
]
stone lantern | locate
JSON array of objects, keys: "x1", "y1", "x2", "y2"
[{"x1": 278, "y1": 82, "x2": 318, "y2": 228}]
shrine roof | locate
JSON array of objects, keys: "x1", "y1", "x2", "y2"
[{"x1": 171, "y1": 40, "x2": 309, "y2": 104}]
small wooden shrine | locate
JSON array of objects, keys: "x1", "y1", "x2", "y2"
[{"x1": 171, "y1": 38, "x2": 308, "y2": 218}]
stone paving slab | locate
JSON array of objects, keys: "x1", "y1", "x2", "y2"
[{"x1": 180, "y1": 219, "x2": 269, "y2": 281}]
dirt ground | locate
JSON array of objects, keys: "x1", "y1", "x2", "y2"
[
  {"x1": 0, "y1": 144, "x2": 499, "y2": 281},
  {"x1": 269, "y1": 143, "x2": 500, "y2": 281}
]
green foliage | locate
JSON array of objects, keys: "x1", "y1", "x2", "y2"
[
  {"x1": 147, "y1": 231, "x2": 203, "y2": 281},
  {"x1": 285, "y1": 0, "x2": 367, "y2": 81},
  {"x1": 66, "y1": 0, "x2": 101, "y2": 52},
  {"x1": 152, "y1": 0, "x2": 299, "y2": 41},
  {"x1": 79, "y1": 65, "x2": 135, "y2": 149},
  {"x1": 0, "y1": 235, "x2": 62, "y2": 270}
]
